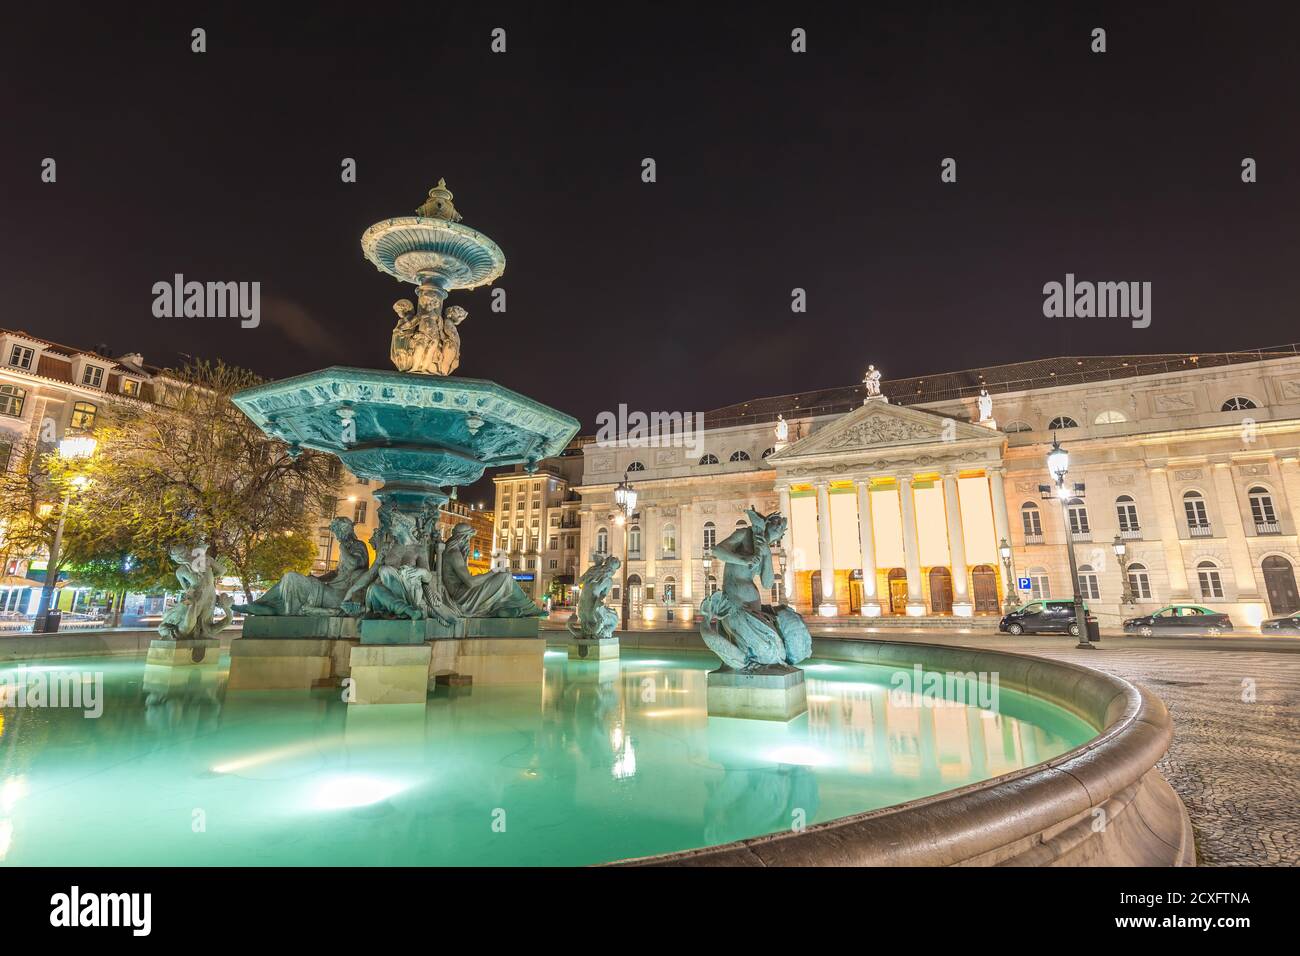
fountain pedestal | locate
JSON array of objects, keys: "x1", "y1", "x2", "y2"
[
  {"x1": 146, "y1": 639, "x2": 221, "y2": 667},
  {"x1": 348, "y1": 644, "x2": 433, "y2": 705},
  {"x1": 568, "y1": 637, "x2": 619, "y2": 661},
  {"x1": 706, "y1": 665, "x2": 808, "y2": 721}
]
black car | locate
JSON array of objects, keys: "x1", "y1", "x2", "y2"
[
  {"x1": 1261, "y1": 613, "x2": 1300, "y2": 632},
  {"x1": 1122, "y1": 605, "x2": 1233, "y2": 636},
  {"x1": 999, "y1": 599, "x2": 1095, "y2": 637}
]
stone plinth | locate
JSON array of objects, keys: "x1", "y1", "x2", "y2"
[
  {"x1": 241, "y1": 615, "x2": 361, "y2": 639},
  {"x1": 565, "y1": 656, "x2": 621, "y2": 685},
  {"x1": 568, "y1": 637, "x2": 619, "y2": 661},
  {"x1": 360, "y1": 616, "x2": 539, "y2": 644},
  {"x1": 428, "y1": 636, "x2": 544, "y2": 687},
  {"x1": 349, "y1": 644, "x2": 432, "y2": 705},
  {"x1": 227, "y1": 637, "x2": 357, "y2": 690},
  {"x1": 146, "y1": 638, "x2": 221, "y2": 666},
  {"x1": 143, "y1": 660, "x2": 224, "y2": 704},
  {"x1": 706, "y1": 665, "x2": 807, "y2": 721}
]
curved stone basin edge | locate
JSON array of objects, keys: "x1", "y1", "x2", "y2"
[{"x1": 596, "y1": 635, "x2": 1195, "y2": 867}]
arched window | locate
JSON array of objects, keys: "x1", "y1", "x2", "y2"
[
  {"x1": 761, "y1": 447, "x2": 776, "y2": 459},
  {"x1": 660, "y1": 522, "x2": 676, "y2": 555},
  {"x1": 736, "y1": 519, "x2": 747, "y2": 528},
  {"x1": 729, "y1": 450, "x2": 751, "y2": 462},
  {"x1": 1183, "y1": 490, "x2": 1210, "y2": 532},
  {"x1": 0, "y1": 384, "x2": 26, "y2": 418},
  {"x1": 1047, "y1": 416, "x2": 1078, "y2": 430},
  {"x1": 1094, "y1": 410, "x2": 1127, "y2": 424},
  {"x1": 626, "y1": 461, "x2": 646, "y2": 472},
  {"x1": 662, "y1": 575, "x2": 676, "y2": 604},
  {"x1": 1066, "y1": 498, "x2": 1090, "y2": 536},
  {"x1": 1248, "y1": 486, "x2": 1278, "y2": 531},
  {"x1": 1196, "y1": 560, "x2": 1224, "y2": 599},
  {"x1": 702, "y1": 521, "x2": 716, "y2": 552},
  {"x1": 628, "y1": 524, "x2": 641, "y2": 555},
  {"x1": 1021, "y1": 502, "x2": 1042, "y2": 539},
  {"x1": 698, "y1": 453, "x2": 719, "y2": 465},
  {"x1": 1026, "y1": 566, "x2": 1050, "y2": 600},
  {"x1": 706, "y1": 574, "x2": 718, "y2": 595},
  {"x1": 1221, "y1": 396, "x2": 1257, "y2": 411},
  {"x1": 1003, "y1": 420, "x2": 1033, "y2": 433},
  {"x1": 1077, "y1": 563, "x2": 1101, "y2": 600},
  {"x1": 1115, "y1": 494, "x2": 1140, "y2": 535},
  {"x1": 1127, "y1": 562, "x2": 1152, "y2": 600},
  {"x1": 70, "y1": 401, "x2": 97, "y2": 432},
  {"x1": 596, "y1": 527, "x2": 609, "y2": 555}
]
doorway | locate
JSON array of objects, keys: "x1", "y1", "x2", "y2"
[
  {"x1": 888, "y1": 568, "x2": 908, "y2": 615},
  {"x1": 1262, "y1": 556, "x2": 1300, "y2": 616},
  {"x1": 971, "y1": 565, "x2": 999, "y2": 613},
  {"x1": 848, "y1": 570, "x2": 863, "y2": 614},
  {"x1": 928, "y1": 567, "x2": 953, "y2": 614}
]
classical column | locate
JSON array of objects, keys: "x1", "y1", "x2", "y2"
[
  {"x1": 898, "y1": 476, "x2": 925, "y2": 615},
  {"x1": 1212, "y1": 460, "x2": 1263, "y2": 608},
  {"x1": 1278, "y1": 453, "x2": 1300, "y2": 537},
  {"x1": 777, "y1": 484, "x2": 794, "y2": 600},
  {"x1": 988, "y1": 467, "x2": 1016, "y2": 605},
  {"x1": 855, "y1": 478, "x2": 881, "y2": 616},
  {"x1": 1147, "y1": 466, "x2": 1192, "y2": 600},
  {"x1": 678, "y1": 502, "x2": 693, "y2": 605},
  {"x1": 815, "y1": 481, "x2": 836, "y2": 614},
  {"x1": 943, "y1": 471, "x2": 972, "y2": 617}
]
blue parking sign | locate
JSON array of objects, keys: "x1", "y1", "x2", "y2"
[{"x1": 1017, "y1": 577, "x2": 1031, "y2": 591}]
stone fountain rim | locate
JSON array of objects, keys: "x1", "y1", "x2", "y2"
[{"x1": 606, "y1": 636, "x2": 1193, "y2": 867}]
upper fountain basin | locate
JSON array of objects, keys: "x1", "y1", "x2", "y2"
[
  {"x1": 233, "y1": 367, "x2": 579, "y2": 486},
  {"x1": 361, "y1": 217, "x2": 506, "y2": 289}
]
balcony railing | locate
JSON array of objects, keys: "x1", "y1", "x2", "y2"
[
  {"x1": 1189, "y1": 523, "x2": 1214, "y2": 538},
  {"x1": 1256, "y1": 521, "x2": 1282, "y2": 535},
  {"x1": 1024, "y1": 533, "x2": 1044, "y2": 545},
  {"x1": 1070, "y1": 530, "x2": 1092, "y2": 542},
  {"x1": 1119, "y1": 528, "x2": 1142, "y2": 540}
]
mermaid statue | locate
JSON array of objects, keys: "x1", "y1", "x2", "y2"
[
  {"x1": 236, "y1": 517, "x2": 370, "y2": 616},
  {"x1": 699, "y1": 508, "x2": 811, "y2": 670},
  {"x1": 568, "y1": 554, "x2": 621, "y2": 640},
  {"x1": 340, "y1": 509, "x2": 452, "y2": 623},
  {"x1": 440, "y1": 522, "x2": 545, "y2": 618}
]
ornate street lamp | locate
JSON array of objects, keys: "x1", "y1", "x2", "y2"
[
  {"x1": 1046, "y1": 434, "x2": 1093, "y2": 649},
  {"x1": 1113, "y1": 533, "x2": 1135, "y2": 606},
  {"x1": 613, "y1": 471, "x2": 637, "y2": 631},
  {"x1": 33, "y1": 436, "x2": 98, "y2": 633},
  {"x1": 999, "y1": 537, "x2": 1019, "y2": 612}
]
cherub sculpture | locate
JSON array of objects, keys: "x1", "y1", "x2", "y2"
[
  {"x1": 390, "y1": 285, "x2": 468, "y2": 376},
  {"x1": 235, "y1": 517, "x2": 370, "y2": 616},
  {"x1": 157, "y1": 542, "x2": 234, "y2": 640},
  {"x1": 567, "y1": 554, "x2": 621, "y2": 640},
  {"x1": 698, "y1": 508, "x2": 811, "y2": 670}
]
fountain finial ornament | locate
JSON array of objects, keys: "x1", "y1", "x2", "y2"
[{"x1": 416, "y1": 178, "x2": 462, "y2": 222}]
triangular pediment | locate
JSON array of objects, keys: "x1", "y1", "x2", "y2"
[{"x1": 769, "y1": 399, "x2": 1000, "y2": 462}]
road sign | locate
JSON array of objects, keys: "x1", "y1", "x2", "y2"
[{"x1": 1017, "y1": 577, "x2": 1031, "y2": 591}]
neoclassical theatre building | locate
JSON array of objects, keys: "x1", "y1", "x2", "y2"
[{"x1": 574, "y1": 348, "x2": 1300, "y2": 628}]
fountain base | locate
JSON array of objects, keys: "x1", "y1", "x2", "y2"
[
  {"x1": 348, "y1": 644, "x2": 432, "y2": 705},
  {"x1": 568, "y1": 637, "x2": 619, "y2": 661},
  {"x1": 146, "y1": 638, "x2": 221, "y2": 666},
  {"x1": 706, "y1": 665, "x2": 808, "y2": 721}
]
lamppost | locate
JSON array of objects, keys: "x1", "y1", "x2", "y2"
[
  {"x1": 1113, "y1": 533, "x2": 1135, "y2": 606},
  {"x1": 1046, "y1": 435, "x2": 1093, "y2": 649},
  {"x1": 33, "y1": 436, "x2": 98, "y2": 634},
  {"x1": 613, "y1": 470, "x2": 637, "y2": 631},
  {"x1": 999, "y1": 537, "x2": 1019, "y2": 611}
]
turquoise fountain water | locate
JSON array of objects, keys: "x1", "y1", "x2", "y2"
[{"x1": 0, "y1": 650, "x2": 1093, "y2": 865}]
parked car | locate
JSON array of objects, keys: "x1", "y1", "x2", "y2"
[
  {"x1": 1122, "y1": 605, "x2": 1234, "y2": 636},
  {"x1": 1260, "y1": 613, "x2": 1300, "y2": 632},
  {"x1": 999, "y1": 599, "x2": 1095, "y2": 637}
]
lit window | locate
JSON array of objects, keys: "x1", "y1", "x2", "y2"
[
  {"x1": 0, "y1": 384, "x2": 26, "y2": 418},
  {"x1": 70, "y1": 401, "x2": 97, "y2": 432},
  {"x1": 661, "y1": 523, "x2": 676, "y2": 555},
  {"x1": 121, "y1": 379, "x2": 141, "y2": 397}
]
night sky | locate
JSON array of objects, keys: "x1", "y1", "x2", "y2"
[{"x1": 4, "y1": 0, "x2": 1299, "y2": 438}]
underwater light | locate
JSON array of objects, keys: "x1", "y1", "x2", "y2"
[
  {"x1": 764, "y1": 745, "x2": 832, "y2": 767},
  {"x1": 312, "y1": 775, "x2": 406, "y2": 810}
]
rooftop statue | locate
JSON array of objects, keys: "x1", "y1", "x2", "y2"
[
  {"x1": 158, "y1": 542, "x2": 234, "y2": 640},
  {"x1": 567, "y1": 554, "x2": 621, "y2": 640},
  {"x1": 977, "y1": 388, "x2": 994, "y2": 423},
  {"x1": 699, "y1": 508, "x2": 811, "y2": 669},
  {"x1": 236, "y1": 518, "x2": 370, "y2": 616},
  {"x1": 863, "y1": 364, "x2": 883, "y2": 398},
  {"x1": 775, "y1": 414, "x2": 788, "y2": 443},
  {"x1": 440, "y1": 522, "x2": 545, "y2": 618}
]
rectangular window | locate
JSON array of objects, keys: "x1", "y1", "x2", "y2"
[
  {"x1": 8, "y1": 345, "x2": 34, "y2": 369},
  {"x1": 1029, "y1": 574, "x2": 1050, "y2": 600},
  {"x1": 1128, "y1": 570, "x2": 1152, "y2": 600},
  {"x1": 1068, "y1": 506, "x2": 1090, "y2": 535},
  {"x1": 1022, "y1": 509, "x2": 1042, "y2": 537},
  {"x1": 1117, "y1": 502, "x2": 1139, "y2": 532},
  {"x1": 81, "y1": 365, "x2": 104, "y2": 387},
  {"x1": 549, "y1": 536, "x2": 558, "y2": 550},
  {"x1": 353, "y1": 500, "x2": 367, "y2": 525},
  {"x1": 1078, "y1": 573, "x2": 1100, "y2": 600},
  {"x1": 121, "y1": 379, "x2": 141, "y2": 396}
]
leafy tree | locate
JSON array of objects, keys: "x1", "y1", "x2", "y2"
[{"x1": 246, "y1": 533, "x2": 317, "y2": 590}]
